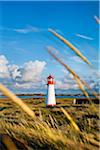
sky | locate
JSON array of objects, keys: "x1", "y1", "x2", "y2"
[{"x1": 0, "y1": 1, "x2": 99, "y2": 93}]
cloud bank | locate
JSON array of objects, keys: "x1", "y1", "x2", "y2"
[
  {"x1": 0, "y1": 55, "x2": 99, "y2": 93},
  {"x1": 0, "y1": 55, "x2": 46, "y2": 90}
]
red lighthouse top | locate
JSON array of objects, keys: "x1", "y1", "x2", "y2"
[{"x1": 47, "y1": 75, "x2": 55, "y2": 85}]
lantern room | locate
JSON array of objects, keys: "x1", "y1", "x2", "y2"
[{"x1": 47, "y1": 75, "x2": 55, "y2": 85}]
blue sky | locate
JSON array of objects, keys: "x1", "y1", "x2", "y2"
[{"x1": 0, "y1": 1, "x2": 99, "y2": 92}]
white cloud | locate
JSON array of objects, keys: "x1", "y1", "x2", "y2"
[
  {"x1": 0, "y1": 54, "x2": 99, "y2": 91},
  {"x1": 70, "y1": 56, "x2": 85, "y2": 64},
  {"x1": 21, "y1": 60, "x2": 46, "y2": 82},
  {"x1": 62, "y1": 68, "x2": 69, "y2": 75},
  {"x1": 62, "y1": 69, "x2": 74, "y2": 79},
  {"x1": 13, "y1": 29, "x2": 29, "y2": 34},
  {"x1": 56, "y1": 79, "x2": 79, "y2": 90},
  {"x1": 56, "y1": 73, "x2": 79, "y2": 90},
  {"x1": 0, "y1": 55, "x2": 10, "y2": 78},
  {"x1": 13, "y1": 26, "x2": 41, "y2": 34},
  {"x1": 0, "y1": 25, "x2": 41, "y2": 34},
  {"x1": 76, "y1": 34, "x2": 94, "y2": 40},
  {"x1": 0, "y1": 55, "x2": 9, "y2": 64},
  {"x1": 56, "y1": 69, "x2": 99, "y2": 90},
  {"x1": 9, "y1": 64, "x2": 21, "y2": 80},
  {"x1": 14, "y1": 82, "x2": 33, "y2": 89},
  {"x1": 0, "y1": 55, "x2": 46, "y2": 89}
]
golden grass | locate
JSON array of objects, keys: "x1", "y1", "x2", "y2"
[
  {"x1": 0, "y1": 84, "x2": 35, "y2": 119},
  {"x1": 0, "y1": 95, "x2": 99, "y2": 149},
  {"x1": 2, "y1": 135, "x2": 18, "y2": 150},
  {"x1": 61, "y1": 107, "x2": 80, "y2": 132}
]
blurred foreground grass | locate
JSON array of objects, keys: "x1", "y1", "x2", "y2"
[{"x1": 0, "y1": 97, "x2": 99, "y2": 150}]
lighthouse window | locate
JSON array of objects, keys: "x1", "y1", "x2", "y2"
[{"x1": 48, "y1": 79, "x2": 53, "y2": 82}]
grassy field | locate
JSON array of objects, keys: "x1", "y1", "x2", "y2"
[{"x1": 0, "y1": 97, "x2": 99, "y2": 150}]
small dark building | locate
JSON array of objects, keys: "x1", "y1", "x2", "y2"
[{"x1": 73, "y1": 98, "x2": 100, "y2": 104}]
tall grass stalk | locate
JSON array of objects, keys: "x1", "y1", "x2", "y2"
[
  {"x1": 48, "y1": 28, "x2": 91, "y2": 65},
  {"x1": 0, "y1": 84, "x2": 36, "y2": 119}
]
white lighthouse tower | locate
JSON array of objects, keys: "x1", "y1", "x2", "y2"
[{"x1": 46, "y1": 75, "x2": 56, "y2": 106}]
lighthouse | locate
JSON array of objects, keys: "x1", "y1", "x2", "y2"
[{"x1": 46, "y1": 75, "x2": 56, "y2": 106}]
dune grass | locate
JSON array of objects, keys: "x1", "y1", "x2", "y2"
[{"x1": 0, "y1": 94, "x2": 99, "y2": 150}]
